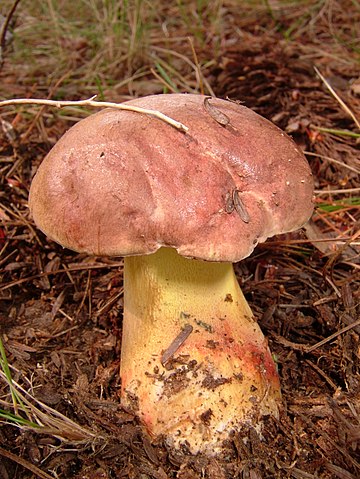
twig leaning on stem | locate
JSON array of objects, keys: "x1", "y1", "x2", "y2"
[{"x1": 0, "y1": 95, "x2": 189, "y2": 133}]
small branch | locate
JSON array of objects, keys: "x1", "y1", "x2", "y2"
[{"x1": 0, "y1": 96, "x2": 189, "y2": 133}]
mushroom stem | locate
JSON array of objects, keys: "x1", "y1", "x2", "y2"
[{"x1": 121, "y1": 247, "x2": 281, "y2": 454}]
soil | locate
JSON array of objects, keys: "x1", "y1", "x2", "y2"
[{"x1": 0, "y1": 1, "x2": 359, "y2": 478}]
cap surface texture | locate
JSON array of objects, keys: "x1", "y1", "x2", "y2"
[{"x1": 29, "y1": 94, "x2": 314, "y2": 261}]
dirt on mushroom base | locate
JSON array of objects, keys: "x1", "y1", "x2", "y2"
[{"x1": 0, "y1": 2, "x2": 360, "y2": 479}]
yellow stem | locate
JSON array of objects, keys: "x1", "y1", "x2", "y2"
[{"x1": 121, "y1": 247, "x2": 280, "y2": 454}]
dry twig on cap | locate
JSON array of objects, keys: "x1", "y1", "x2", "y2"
[{"x1": 0, "y1": 95, "x2": 189, "y2": 133}]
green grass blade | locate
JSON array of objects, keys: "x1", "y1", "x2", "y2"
[
  {"x1": 0, "y1": 409, "x2": 39, "y2": 428},
  {"x1": 155, "y1": 62, "x2": 179, "y2": 92},
  {"x1": 0, "y1": 336, "x2": 27, "y2": 414},
  {"x1": 318, "y1": 197, "x2": 360, "y2": 212},
  {"x1": 313, "y1": 126, "x2": 360, "y2": 138}
]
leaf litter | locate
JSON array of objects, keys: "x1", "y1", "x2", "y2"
[{"x1": 0, "y1": 1, "x2": 359, "y2": 477}]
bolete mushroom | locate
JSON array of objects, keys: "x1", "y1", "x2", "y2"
[{"x1": 29, "y1": 94, "x2": 314, "y2": 454}]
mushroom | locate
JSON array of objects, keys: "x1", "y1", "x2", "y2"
[{"x1": 29, "y1": 94, "x2": 314, "y2": 454}]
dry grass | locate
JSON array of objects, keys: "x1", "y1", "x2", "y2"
[
  {"x1": 0, "y1": 0, "x2": 228, "y2": 101},
  {"x1": 0, "y1": 0, "x2": 359, "y2": 477}
]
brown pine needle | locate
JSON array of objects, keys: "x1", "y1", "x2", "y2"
[
  {"x1": 315, "y1": 187, "x2": 360, "y2": 195},
  {"x1": 0, "y1": 446, "x2": 55, "y2": 479},
  {"x1": 188, "y1": 36, "x2": 204, "y2": 95},
  {"x1": 272, "y1": 318, "x2": 360, "y2": 354},
  {"x1": 304, "y1": 151, "x2": 360, "y2": 175},
  {"x1": 307, "y1": 318, "x2": 360, "y2": 353},
  {"x1": 314, "y1": 66, "x2": 360, "y2": 130}
]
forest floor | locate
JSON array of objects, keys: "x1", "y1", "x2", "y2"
[{"x1": 0, "y1": 1, "x2": 359, "y2": 478}]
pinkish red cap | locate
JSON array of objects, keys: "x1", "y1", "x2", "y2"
[{"x1": 29, "y1": 94, "x2": 314, "y2": 262}]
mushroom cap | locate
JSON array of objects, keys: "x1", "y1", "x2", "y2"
[{"x1": 29, "y1": 94, "x2": 314, "y2": 262}]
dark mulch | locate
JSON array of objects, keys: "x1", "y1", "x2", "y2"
[{"x1": 0, "y1": 1, "x2": 359, "y2": 478}]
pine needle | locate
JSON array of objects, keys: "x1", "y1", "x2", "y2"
[{"x1": 314, "y1": 66, "x2": 360, "y2": 130}]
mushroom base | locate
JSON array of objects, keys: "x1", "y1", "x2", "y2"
[{"x1": 120, "y1": 247, "x2": 281, "y2": 454}]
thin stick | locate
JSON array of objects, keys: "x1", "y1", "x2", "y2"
[
  {"x1": 161, "y1": 324, "x2": 193, "y2": 366},
  {"x1": 307, "y1": 318, "x2": 360, "y2": 353},
  {"x1": 315, "y1": 187, "x2": 360, "y2": 195},
  {"x1": 304, "y1": 151, "x2": 360, "y2": 175},
  {"x1": 314, "y1": 66, "x2": 360, "y2": 130},
  {"x1": 0, "y1": 96, "x2": 189, "y2": 133},
  {"x1": 0, "y1": 446, "x2": 55, "y2": 479},
  {"x1": 272, "y1": 317, "x2": 360, "y2": 354},
  {"x1": 305, "y1": 359, "x2": 338, "y2": 390}
]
